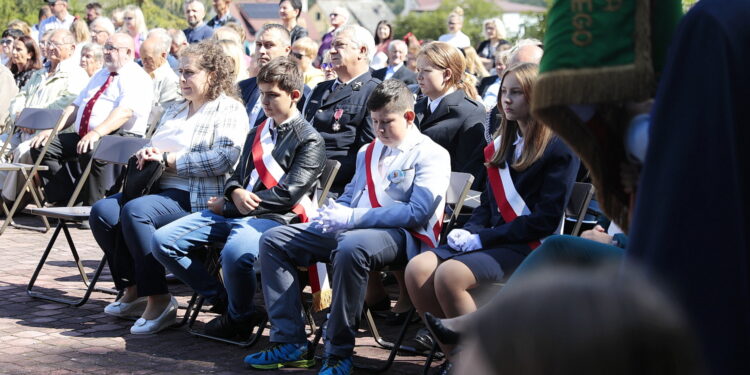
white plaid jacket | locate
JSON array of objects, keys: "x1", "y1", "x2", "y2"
[{"x1": 153, "y1": 94, "x2": 249, "y2": 211}]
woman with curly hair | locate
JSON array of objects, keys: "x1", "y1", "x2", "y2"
[{"x1": 89, "y1": 40, "x2": 249, "y2": 335}]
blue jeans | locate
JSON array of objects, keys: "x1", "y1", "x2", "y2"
[
  {"x1": 152, "y1": 210, "x2": 281, "y2": 322},
  {"x1": 89, "y1": 189, "x2": 191, "y2": 296}
]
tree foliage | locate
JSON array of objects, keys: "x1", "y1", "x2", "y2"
[
  {"x1": 393, "y1": 0, "x2": 503, "y2": 45},
  {"x1": 1, "y1": 0, "x2": 194, "y2": 31}
]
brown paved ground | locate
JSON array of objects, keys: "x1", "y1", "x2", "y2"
[{"x1": 0, "y1": 214, "x2": 442, "y2": 375}]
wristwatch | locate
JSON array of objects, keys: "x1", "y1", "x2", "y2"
[{"x1": 162, "y1": 152, "x2": 169, "y2": 167}]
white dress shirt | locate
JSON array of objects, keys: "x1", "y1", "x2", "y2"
[
  {"x1": 73, "y1": 61, "x2": 154, "y2": 136},
  {"x1": 438, "y1": 32, "x2": 471, "y2": 49},
  {"x1": 38, "y1": 14, "x2": 75, "y2": 41},
  {"x1": 427, "y1": 89, "x2": 454, "y2": 114},
  {"x1": 356, "y1": 125, "x2": 421, "y2": 208},
  {"x1": 152, "y1": 104, "x2": 194, "y2": 191},
  {"x1": 482, "y1": 77, "x2": 502, "y2": 110}
]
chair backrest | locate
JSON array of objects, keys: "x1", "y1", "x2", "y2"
[
  {"x1": 144, "y1": 105, "x2": 166, "y2": 139},
  {"x1": 14, "y1": 108, "x2": 65, "y2": 131},
  {"x1": 317, "y1": 159, "x2": 341, "y2": 206},
  {"x1": 65, "y1": 135, "x2": 149, "y2": 206},
  {"x1": 92, "y1": 135, "x2": 150, "y2": 165},
  {"x1": 440, "y1": 172, "x2": 475, "y2": 244},
  {"x1": 565, "y1": 182, "x2": 596, "y2": 236}
]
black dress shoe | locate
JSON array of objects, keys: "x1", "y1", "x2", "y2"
[
  {"x1": 432, "y1": 360, "x2": 453, "y2": 375},
  {"x1": 424, "y1": 312, "x2": 460, "y2": 345},
  {"x1": 204, "y1": 308, "x2": 266, "y2": 340},
  {"x1": 414, "y1": 327, "x2": 435, "y2": 351},
  {"x1": 207, "y1": 294, "x2": 228, "y2": 314},
  {"x1": 366, "y1": 296, "x2": 392, "y2": 312}
]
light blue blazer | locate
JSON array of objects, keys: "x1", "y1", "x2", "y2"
[{"x1": 337, "y1": 126, "x2": 451, "y2": 258}]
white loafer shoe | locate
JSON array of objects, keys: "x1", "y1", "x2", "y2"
[
  {"x1": 129, "y1": 297, "x2": 178, "y2": 335},
  {"x1": 104, "y1": 296, "x2": 148, "y2": 318}
]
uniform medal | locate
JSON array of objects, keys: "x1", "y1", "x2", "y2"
[{"x1": 333, "y1": 108, "x2": 344, "y2": 132}]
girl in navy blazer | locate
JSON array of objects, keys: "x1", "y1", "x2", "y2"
[
  {"x1": 413, "y1": 41, "x2": 487, "y2": 189},
  {"x1": 405, "y1": 63, "x2": 579, "y2": 367}
]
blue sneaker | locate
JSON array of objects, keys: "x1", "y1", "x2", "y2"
[
  {"x1": 318, "y1": 355, "x2": 353, "y2": 375},
  {"x1": 243, "y1": 342, "x2": 314, "y2": 370}
]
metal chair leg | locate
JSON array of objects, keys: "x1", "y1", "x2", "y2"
[
  {"x1": 422, "y1": 342, "x2": 439, "y2": 375},
  {"x1": 356, "y1": 308, "x2": 420, "y2": 372},
  {"x1": 26, "y1": 221, "x2": 106, "y2": 307}
]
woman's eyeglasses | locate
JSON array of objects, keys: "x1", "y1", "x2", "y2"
[{"x1": 321, "y1": 63, "x2": 333, "y2": 70}]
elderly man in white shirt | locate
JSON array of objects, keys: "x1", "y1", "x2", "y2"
[
  {"x1": 38, "y1": 0, "x2": 75, "y2": 41},
  {"x1": 1, "y1": 29, "x2": 89, "y2": 205},
  {"x1": 29, "y1": 33, "x2": 153, "y2": 206},
  {"x1": 141, "y1": 31, "x2": 181, "y2": 108}
]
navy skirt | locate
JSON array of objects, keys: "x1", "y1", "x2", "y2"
[{"x1": 430, "y1": 243, "x2": 531, "y2": 282}]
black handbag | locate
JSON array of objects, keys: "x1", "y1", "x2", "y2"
[{"x1": 122, "y1": 155, "x2": 164, "y2": 202}]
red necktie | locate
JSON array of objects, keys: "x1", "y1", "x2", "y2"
[{"x1": 79, "y1": 72, "x2": 117, "y2": 138}]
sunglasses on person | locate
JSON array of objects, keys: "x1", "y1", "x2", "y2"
[
  {"x1": 1, "y1": 39, "x2": 13, "y2": 46},
  {"x1": 290, "y1": 51, "x2": 304, "y2": 59},
  {"x1": 321, "y1": 63, "x2": 333, "y2": 70}
]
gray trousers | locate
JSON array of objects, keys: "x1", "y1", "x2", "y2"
[{"x1": 259, "y1": 222, "x2": 407, "y2": 358}]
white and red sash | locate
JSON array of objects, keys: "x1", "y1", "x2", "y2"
[
  {"x1": 250, "y1": 119, "x2": 331, "y2": 311},
  {"x1": 362, "y1": 140, "x2": 443, "y2": 250},
  {"x1": 484, "y1": 137, "x2": 542, "y2": 249}
]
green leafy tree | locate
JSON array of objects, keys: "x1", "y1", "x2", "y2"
[
  {"x1": 393, "y1": 0, "x2": 502, "y2": 45},
  {"x1": 2, "y1": 0, "x2": 193, "y2": 31}
]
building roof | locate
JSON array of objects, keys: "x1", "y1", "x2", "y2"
[{"x1": 496, "y1": 1, "x2": 547, "y2": 13}]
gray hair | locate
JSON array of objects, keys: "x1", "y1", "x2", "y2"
[
  {"x1": 335, "y1": 25, "x2": 375, "y2": 63},
  {"x1": 90, "y1": 17, "x2": 115, "y2": 35},
  {"x1": 147, "y1": 28, "x2": 173, "y2": 55},
  {"x1": 168, "y1": 28, "x2": 187, "y2": 46},
  {"x1": 256, "y1": 23, "x2": 291, "y2": 47},
  {"x1": 330, "y1": 6, "x2": 350, "y2": 23},
  {"x1": 51, "y1": 29, "x2": 76, "y2": 45},
  {"x1": 387, "y1": 39, "x2": 407, "y2": 54},
  {"x1": 81, "y1": 42, "x2": 104, "y2": 62}
]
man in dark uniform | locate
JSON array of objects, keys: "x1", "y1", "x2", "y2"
[{"x1": 303, "y1": 25, "x2": 381, "y2": 194}]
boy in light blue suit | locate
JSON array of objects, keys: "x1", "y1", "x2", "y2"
[{"x1": 245, "y1": 80, "x2": 451, "y2": 374}]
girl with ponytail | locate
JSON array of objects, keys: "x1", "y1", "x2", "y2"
[{"x1": 414, "y1": 41, "x2": 487, "y2": 188}]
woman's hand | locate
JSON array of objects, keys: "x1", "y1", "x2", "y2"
[
  {"x1": 580, "y1": 225, "x2": 614, "y2": 245},
  {"x1": 230, "y1": 188, "x2": 262, "y2": 215},
  {"x1": 135, "y1": 146, "x2": 162, "y2": 170},
  {"x1": 207, "y1": 196, "x2": 224, "y2": 215}
]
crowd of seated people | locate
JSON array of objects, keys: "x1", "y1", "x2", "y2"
[{"x1": 1, "y1": 1, "x2": 728, "y2": 375}]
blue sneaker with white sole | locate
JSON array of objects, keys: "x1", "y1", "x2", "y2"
[{"x1": 243, "y1": 342, "x2": 314, "y2": 370}]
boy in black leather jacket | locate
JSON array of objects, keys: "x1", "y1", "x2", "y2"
[{"x1": 151, "y1": 56, "x2": 326, "y2": 340}]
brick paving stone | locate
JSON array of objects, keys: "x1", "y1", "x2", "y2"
[{"x1": 14, "y1": 330, "x2": 47, "y2": 338}]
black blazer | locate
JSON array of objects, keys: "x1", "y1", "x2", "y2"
[
  {"x1": 239, "y1": 77, "x2": 311, "y2": 128},
  {"x1": 477, "y1": 75, "x2": 499, "y2": 98},
  {"x1": 223, "y1": 116, "x2": 326, "y2": 224},
  {"x1": 303, "y1": 72, "x2": 381, "y2": 193},
  {"x1": 372, "y1": 65, "x2": 417, "y2": 86},
  {"x1": 463, "y1": 137, "x2": 580, "y2": 253},
  {"x1": 414, "y1": 90, "x2": 487, "y2": 189}
]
